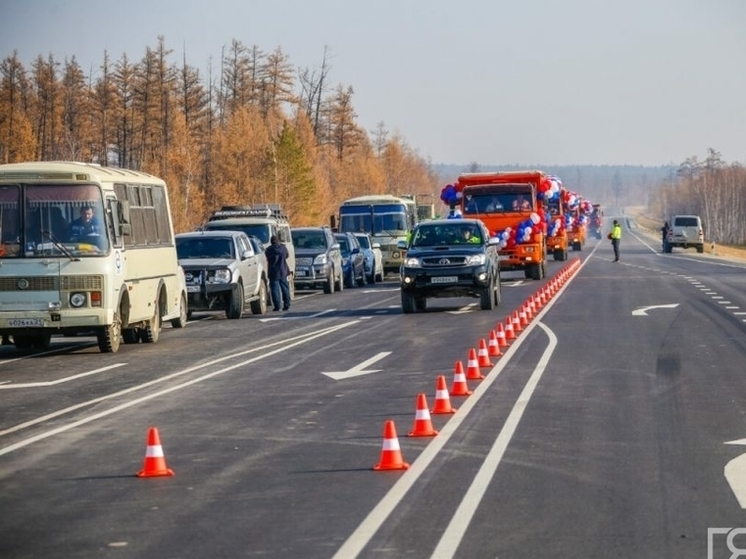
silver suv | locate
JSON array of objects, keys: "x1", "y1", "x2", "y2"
[
  {"x1": 176, "y1": 230, "x2": 269, "y2": 319},
  {"x1": 666, "y1": 215, "x2": 704, "y2": 253},
  {"x1": 291, "y1": 227, "x2": 343, "y2": 294}
]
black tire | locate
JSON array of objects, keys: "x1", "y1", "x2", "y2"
[
  {"x1": 140, "y1": 308, "x2": 161, "y2": 343},
  {"x1": 171, "y1": 293, "x2": 188, "y2": 328},
  {"x1": 334, "y1": 268, "x2": 344, "y2": 292},
  {"x1": 250, "y1": 280, "x2": 269, "y2": 314},
  {"x1": 375, "y1": 271, "x2": 384, "y2": 282},
  {"x1": 324, "y1": 273, "x2": 334, "y2": 294},
  {"x1": 494, "y1": 274, "x2": 502, "y2": 307},
  {"x1": 480, "y1": 277, "x2": 495, "y2": 310},
  {"x1": 97, "y1": 313, "x2": 122, "y2": 353},
  {"x1": 226, "y1": 283, "x2": 244, "y2": 319},
  {"x1": 357, "y1": 267, "x2": 367, "y2": 287},
  {"x1": 367, "y1": 270, "x2": 376, "y2": 284},
  {"x1": 401, "y1": 290, "x2": 416, "y2": 314},
  {"x1": 527, "y1": 263, "x2": 542, "y2": 280},
  {"x1": 344, "y1": 270, "x2": 354, "y2": 289},
  {"x1": 696, "y1": 245, "x2": 704, "y2": 253},
  {"x1": 415, "y1": 296, "x2": 426, "y2": 311}
]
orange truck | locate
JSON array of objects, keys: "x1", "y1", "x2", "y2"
[
  {"x1": 545, "y1": 187, "x2": 569, "y2": 261},
  {"x1": 453, "y1": 170, "x2": 556, "y2": 280}
]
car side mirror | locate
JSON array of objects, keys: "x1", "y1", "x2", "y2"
[{"x1": 241, "y1": 250, "x2": 253, "y2": 259}]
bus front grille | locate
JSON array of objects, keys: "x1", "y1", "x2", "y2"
[{"x1": 0, "y1": 275, "x2": 104, "y2": 292}]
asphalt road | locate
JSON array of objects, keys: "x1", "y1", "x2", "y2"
[{"x1": 2, "y1": 217, "x2": 746, "y2": 559}]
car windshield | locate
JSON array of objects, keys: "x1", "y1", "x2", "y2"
[
  {"x1": 206, "y1": 222, "x2": 270, "y2": 243},
  {"x1": 355, "y1": 235, "x2": 371, "y2": 249},
  {"x1": 176, "y1": 238, "x2": 234, "y2": 259},
  {"x1": 292, "y1": 231, "x2": 328, "y2": 249},
  {"x1": 336, "y1": 237, "x2": 351, "y2": 254},
  {"x1": 412, "y1": 224, "x2": 482, "y2": 246}
]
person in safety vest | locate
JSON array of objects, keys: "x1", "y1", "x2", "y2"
[{"x1": 610, "y1": 219, "x2": 622, "y2": 262}]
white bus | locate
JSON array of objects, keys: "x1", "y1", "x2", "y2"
[
  {"x1": 0, "y1": 161, "x2": 188, "y2": 353},
  {"x1": 337, "y1": 194, "x2": 418, "y2": 275}
]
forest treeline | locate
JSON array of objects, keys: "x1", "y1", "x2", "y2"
[{"x1": 0, "y1": 37, "x2": 441, "y2": 232}]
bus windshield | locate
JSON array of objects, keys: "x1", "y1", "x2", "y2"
[
  {"x1": 340, "y1": 204, "x2": 409, "y2": 235},
  {"x1": 1, "y1": 183, "x2": 109, "y2": 258}
]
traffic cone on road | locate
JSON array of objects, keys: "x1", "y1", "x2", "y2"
[
  {"x1": 488, "y1": 330, "x2": 502, "y2": 357},
  {"x1": 466, "y1": 348, "x2": 485, "y2": 379},
  {"x1": 136, "y1": 427, "x2": 174, "y2": 478},
  {"x1": 504, "y1": 318, "x2": 516, "y2": 340},
  {"x1": 476, "y1": 340, "x2": 493, "y2": 368},
  {"x1": 373, "y1": 420, "x2": 410, "y2": 471},
  {"x1": 450, "y1": 361, "x2": 472, "y2": 396},
  {"x1": 494, "y1": 323, "x2": 508, "y2": 347},
  {"x1": 512, "y1": 310, "x2": 523, "y2": 333},
  {"x1": 408, "y1": 393, "x2": 438, "y2": 437},
  {"x1": 431, "y1": 375, "x2": 457, "y2": 414}
]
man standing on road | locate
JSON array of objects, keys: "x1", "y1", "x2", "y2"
[
  {"x1": 265, "y1": 235, "x2": 292, "y2": 311},
  {"x1": 610, "y1": 219, "x2": 622, "y2": 262}
]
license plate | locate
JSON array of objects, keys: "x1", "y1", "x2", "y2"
[
  {"x1": 187, "y1": 285, "x2": 201, "y2": 293},
  {"x1": 8, "y1": 318, "x2": 44, "y2": 327},
  {"x1": 296, "y1": 270, "x2": 306, "y2": 276},
  {"x1": 431, "y1": 276, "x2": 457, "y2": 284},
  {"x1": 499, "y1": 254, "x2": 511, "y2": 261}
]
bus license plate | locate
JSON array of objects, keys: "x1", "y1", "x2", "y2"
[
  {"x1": 431, "y1": 276, "x2": 457, "y2": 284},
  {"x1": 8, "y1": 318, "x2": 44, "y2": 327}
]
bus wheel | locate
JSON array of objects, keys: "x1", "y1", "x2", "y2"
[
  {"x1": 97, "y1": 314, "x2": 122, "y2": 353},
  {"x1": 140, "y1": 309, "x2": 161, "y2": 343},
  {"x1": 171, "y1": 293, "x2": 188, "y2": 327}
]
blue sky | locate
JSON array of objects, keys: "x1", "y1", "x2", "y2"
[{"x1": 1, "y1": 0, "x2": 744, "y2": 166}]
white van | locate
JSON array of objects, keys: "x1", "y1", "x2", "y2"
[{"x1": 666, "y1": 215, "x2": 704, "y2": 253}]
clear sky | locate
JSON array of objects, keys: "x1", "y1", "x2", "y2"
[{"x1": 1, "y1": 0, "x2": 744, "y2": 167}]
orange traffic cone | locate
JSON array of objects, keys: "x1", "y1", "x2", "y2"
[
  {"x1": 512, "y1": 310, "x2": 523, "y2": 333},
  {"x1": 408, "y1": 393, "x2": 438, "y2": 437},
  {"x1": 431, "y1": 375, "x2": 457, "y2": 414},
  {"x1": 449, "y1": 361, "x2": 472, "y2": 396},
  {"x1": 488, "y1": 330, "x2": 502, "y2": 357},
  {"x1": 504, "y1": 318, "x2": 516, "y2": 340},
  {"x1": 476, "y1": 340, "x2": 493, "y2": 368},
  {"x1": 494, "y1": 323, "x2": 508, "y2": 347},
  {"x1": 519, "y1": 305, "x2": 529, "y2": 326},
  {"x1": 137, "y1": 427, "x2": 174, "y2": 478},
  {"x1": 466, "y1": 348, "x2": 485, "y2": 379},
  {"x1": 373, "y1": 420, "x2": 410, "y2": 471}
]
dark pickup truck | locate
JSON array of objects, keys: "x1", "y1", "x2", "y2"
[{"x1": 398, "y1": 218, "x2": 502, "y2": 313}]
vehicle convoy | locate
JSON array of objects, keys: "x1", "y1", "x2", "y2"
[
  {"x1": 666, "y1": 214, "x2": 704, "y2": 253},
  {"x1": 291, "y1": 226, "x2": 343, "y2": 294},
  {"x1": 334, "y1": 194, "x2": 419, "y2": 276},
  {"x1": 398, "y1": 218, "x2": 501, "y2": 313},
  {"x1": 452, "y1": 170, "x2": 556, "y2": 280},
  {"x1": 175, "y1": 230, "x2": 269, "y2": 319},
  {"x1": 0, "y1": 161, "x2": 188, "y2": 353},
  {"x1": 202, "y1": 204, "x2": 295, "y2": 292}
]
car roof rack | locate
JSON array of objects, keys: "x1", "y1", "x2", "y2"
[{"x1": 208, "y1": 204, "x2": 290, "y2": 222}]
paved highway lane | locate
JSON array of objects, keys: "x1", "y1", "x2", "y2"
[{"x1": 2, "y1": 229, "x2": 746, "y2": 559}]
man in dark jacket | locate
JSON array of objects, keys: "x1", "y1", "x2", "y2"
[{"x1": 265, "y1": 235, "x2": 291, "y2": 311}]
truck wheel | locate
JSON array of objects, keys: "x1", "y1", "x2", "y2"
[
  {"x1": 480, "y1": 277, "x2": 495, "y2": 310},
  {"x1": 401, "y1": 291, "x2": 416, "y2": 314},
  {"x1": 171, "y1": 293, "x2": 188, "y2": 327},
  {"x1": 696, "y1": 244, "x2": 704, "y2": 253},
  {"x1": 226, "y1": 283, "x2": 244, "y2": 319},
  {"x1": 324, "y1": 273, "x2": 334, "y2": 294},
  {"x1": 251, "y1": 280, "x2": 268, "y2": 314}
]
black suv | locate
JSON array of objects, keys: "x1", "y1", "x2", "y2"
[
  {"x1": 291, "y1": 227, "x2": 344, "y2": 294},
  {"x1": 398, "y1": 218, "x2": 501, "y2": 313}
]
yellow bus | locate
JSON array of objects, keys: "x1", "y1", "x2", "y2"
[{"x1": 0, "y1": 161, "x2": 188, "y2": 353}]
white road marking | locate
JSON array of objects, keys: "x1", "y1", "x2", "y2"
[
  {"x1": 322, "y1": 352, "x2": 392, "y2": 380},
  {"x1": 0, "y1": 364, "x2": 126, "y2": 389}
]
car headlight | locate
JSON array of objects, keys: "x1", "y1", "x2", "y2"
[
  {"x1": 69, "y1": 292, "x2": 87, "y2": 307},
  {"x1": 465, "y1": 254, "x2": 487, "y2": 265},
  {"x1": 314, "y1": 253, "x2": 328, "y2": 265},
  {"x1": 213, "y1": 268, "x2": 232, "y2": 283},
  {"x1": 404, "y1": 257, "x2": 422, "y2": 268}
]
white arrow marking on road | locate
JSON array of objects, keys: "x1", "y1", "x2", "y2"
[
  {"x1": 322, "y1": 352, "x2": 391, "y2": 380},
  {"x1": 504, "y1": 280, "x2": 526, "y2": 287},
  {"x1": 724, "y1": 439, "x2": 746, "y2": 508},
  {"x1": 632, "y1": 303, "x2": 679, "y2": 316}
]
